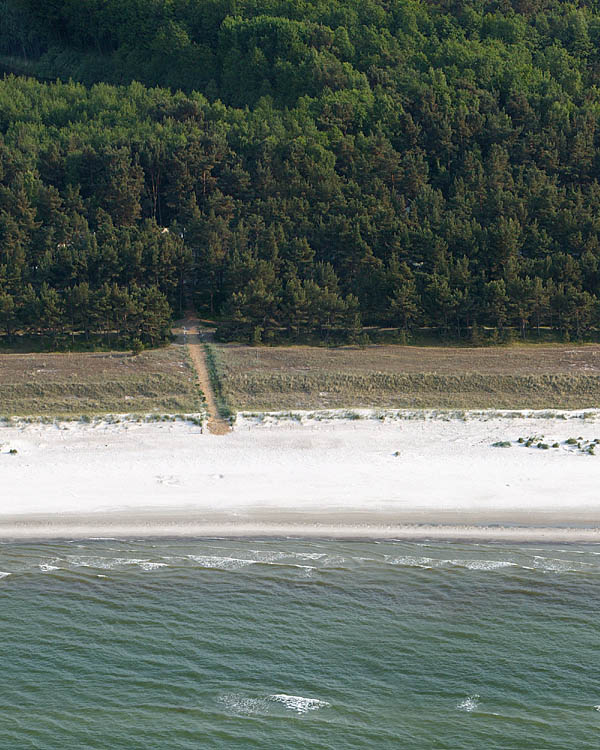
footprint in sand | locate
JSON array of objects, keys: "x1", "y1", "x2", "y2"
[{"x1": 155, "y1": 475, "x2": 181, "y2": 487}]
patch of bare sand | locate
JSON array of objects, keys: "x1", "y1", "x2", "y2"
[{"x1": 1, "y1": 411, "x2": 600, "y2": 539}]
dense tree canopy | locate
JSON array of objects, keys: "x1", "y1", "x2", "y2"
[{"x1": 2, "y1": 0, "x2": 600, "y2": 344}]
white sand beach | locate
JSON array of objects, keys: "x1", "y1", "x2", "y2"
[{"x1": 1, "y1": 410, "x2": 600, "y2": 541}]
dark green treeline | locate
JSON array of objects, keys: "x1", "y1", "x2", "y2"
[{"x1": 2, "y1": 0, "x2": 600, "y2": 345}]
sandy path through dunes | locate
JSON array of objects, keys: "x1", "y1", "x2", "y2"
[{"x1": 179, "y1": 315, "x2": 230, "y2": 436}]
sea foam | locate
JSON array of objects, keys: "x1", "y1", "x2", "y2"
[
  {"x1": 187, "y1": 555, "x2": 256, "y2": 570},
  {"x1": 218, "y1": 694, "x2": 268, "y2": 716},
  {"x1": 138, "y1": 562, "x2": 168, "y2": 571},
  {"x1": 269, "y1": 694, "x2": 330, "y2": 714},
  {"x1": 218, "y1": 692, "x2": 329, "y2": 717},
  {"x1": 457, "y1": 695, "x2": 480, "y2": 712},
  {"x1": 39, "y1": 563, "x2": 60, "y2": 572},
  {"x1": 385, "y1": 556, "x2": 516, "y2": 571},
  {"x1": 66, "y1": 556, "x2": 167, "y2": 571},
  {"x1": 452, "y1": 559, "x2": 516, "y2": 571}
]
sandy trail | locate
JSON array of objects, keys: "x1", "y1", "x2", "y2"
[{"x1": 177, "y1": 314, "x2": 230, "y2": 436}]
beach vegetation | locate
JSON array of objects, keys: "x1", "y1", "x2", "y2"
[
  {"x1": 203, "y1": 344, "x2": 233, "y2": 420},
  {"x1": 0, "y1": 346, "x2": 204, "y2": 417},
  {"x1": 131, "y1": 339, "x2": 144, "y2": 356},
  {"x1": 215, "y1": 344, "x2": 600, "y2": 411}
]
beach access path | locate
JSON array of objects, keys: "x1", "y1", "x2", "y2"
[{"x1": 175, "y1": 314, "x2": 230, "y2": 436}]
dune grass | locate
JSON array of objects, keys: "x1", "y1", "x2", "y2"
[
  {"x1": 5, "y1": 339, "x2": 600, "y2": 417},
  {"x1": 217, "y1": 343, "x2": 600, "y2": 411},
  {"x1": 0, "y1": 345, "x2": 204, "y2": 418},
  {"x1": 203, "y1": 343, "x2": 233, "y2": 419}
]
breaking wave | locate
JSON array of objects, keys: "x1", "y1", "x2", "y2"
[
  {"x1": 385, "y1": 555, "x2": 516, "y2": 571},
  {"x1": 218, "y1": 694, "x2": 269, "y2": 716},
  {"x1": 218, "y1": 693, "x2": 330, "y2": 716},
  {"x1": 268, "y1": 694, "x2": 330, "y2": 714},
  {"x1": 65, "y1": 556, "x2": 169, "y2": 571},
  {"x1": 39, "y1": 563, "x2": 60, "y2": 572},
  {"x1": 187, "y1": 555, "x2": 257, "y2": 570},
  {"x1": 457, "y1": 695, "x2": 480, "y2": 712}
]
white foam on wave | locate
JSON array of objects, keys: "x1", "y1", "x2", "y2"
[
  {"x1": 457, "y1": 694, "x2": 480, "y2": 712},
  {"x1": 293, "y1": 552, "x2": 327, "y2": 561},
  {"x1": 203, "y1": 549, "x2": 317, "y2": 574},
  {"x1": 532, "y1": 556, "x2": 595, "y2": 573},
  {"x1": 385, "y1": 555, "x2": 517, "y2": 571},
  {"x1": 248, "y1": 549, "x2": 287, "y2": 563},
  {"x1": 0, "y1": 571, "x2": 10, "y2": 579},
  {"x1": 39, "y1": 563, "x2": 60, "y2": 572},
  {"x1": 86, "y1": 537, "x2": 119, "y2": 541},
  {"x1": 66, "y1": 556, "x2": 167, "y2": 571},
  {"x1": 269, "y1": 694, "x2": 330, "y2": 714},
  {"x1": 452, "y1": 559, "x2": 516, "y2": 571},
  {"x1": 188, "y1": 555, "x2": 256, "y2": 570},
  {"x1": 192, "y1": 554, "x2": 315, "y2": 574},
  {"x1": 218, "y1": 694, "x2": 268, "y2": 716},
  {"x1": 386, "y1": 555, "x2": 434, "y2": 568},
  {"x1": 67, "y1": 556, "x2": 135, "y2": 569},
  {"x1": 138, "y1": 562, "x2": 168, "y2": 571},
  {"x1": 292, "y1": 564, "x2": 314, "y2": 576}
]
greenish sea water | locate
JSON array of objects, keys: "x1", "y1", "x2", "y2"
[{"x1": 1, "y1": 537, "x2": 599, "y2": 749}]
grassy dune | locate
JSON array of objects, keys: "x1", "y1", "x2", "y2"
[
  {"x1": 0, "y1": 345, "x2": 204, "y2": 417},
  {"x1": 218, "y1": 343, "x2": 600, "y2": 411},
  {"x1": 4, "y1": 339, "x2": 600, "y2": 417}
]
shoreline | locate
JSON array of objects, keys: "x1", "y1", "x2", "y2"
[
  {"x1": 2, "y1": 409, "x2": 600, "y2": 543},
  {"x1": 2, "y1": 509, "x2": 600, "y2": 542}
]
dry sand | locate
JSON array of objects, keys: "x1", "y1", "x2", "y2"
[{"x1": 1, "y1": 410, "x2": 600, "y2": 541}]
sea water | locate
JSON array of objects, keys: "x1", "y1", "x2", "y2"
[{"x1": 1, "y1": 537, "x2": 599, "y2": 748}]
